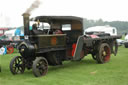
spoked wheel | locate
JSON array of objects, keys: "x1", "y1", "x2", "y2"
[
  {"x1": 10, "y1": 56, "x2": 25, "y2": 74},
  {"x1": 32, "y1": 57, "x2": 48, "y2": 77},
  {"x1": 96, "y1": 43, "x2": 111, "y2": 64},
  {"x1": 7, "y1": 45, "x2": 14, "y2": 54}
]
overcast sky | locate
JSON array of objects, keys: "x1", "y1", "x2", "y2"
[{"x1": 0, "y1": 0, "x2": 128, "y2": 27}]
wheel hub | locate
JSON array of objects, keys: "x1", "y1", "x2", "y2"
[{"x1": 103, "y1": 51, "x2": 106, "y2": 56}]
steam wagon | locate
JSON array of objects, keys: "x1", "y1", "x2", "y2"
[{"x1": 10, "y1": 13, "x2": 121, "y2": 77}]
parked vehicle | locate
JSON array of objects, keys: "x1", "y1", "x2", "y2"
[
  {"x1": 116, "y1": 39, "x2": 124, "y2": 46},
  {"x1": 124, "y1": 34, "x2": 128, "y2": 48},
  {"x1": 9, "y1": 13, "x2": 121, "y2": 77},
  {"x1": 84, "y1": 25, "x2": 117, "y2": 35}
]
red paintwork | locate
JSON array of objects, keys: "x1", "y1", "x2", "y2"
[
  {"x1": 89, "y1": 35, "x2": 99, "y2": 38},
  {"x1": 72, "y1": 43, "x2": 76, "y2": 56},
  {"x1": 104, "y1": 47, "x2": 110, "y2": 62},
  {"x1": 7, "y1": 45, "x2": 14, "y2": 54},
  {"x1": 0, "y1": 28, "x2": 8, "y2": 30},
  {"x1": 0, "y1": 34, "x2": 3, "y2": 36}
]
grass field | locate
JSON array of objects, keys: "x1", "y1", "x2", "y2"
[{"x1": 0, "y1": 46, "x2": 128, "y2": 85}]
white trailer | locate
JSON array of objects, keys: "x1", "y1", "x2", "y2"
[
  {"x1": 4, "y1": 29, "x2": 16, "y2": 40},
  {"x1": 84, "y1": 25, "x2": 117, "y2": 36}
]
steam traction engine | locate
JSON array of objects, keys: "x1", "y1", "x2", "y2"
[{"x1": 10, "y1": 13, "x2": 121, "y2": 77}]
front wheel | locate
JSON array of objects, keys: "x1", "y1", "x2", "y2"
[
  {"x1": 10, "y1": 56, "x2": 25, "y2": 74},
  {"x1": 96, "y1": 43, "x2": 111, "y2": 64},
  {"x1": 32, "y1": 57, "x2": 48, "y2": 77}
]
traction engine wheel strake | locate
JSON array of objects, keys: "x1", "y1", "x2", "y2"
[
  {"x1": 32, "y1": 57, "x2": 48, "y2": 77},
  {"x1": 7, "y1": 45, "x2": 14, "y2": 54},
  {"x1": 96, "y1": 43, "x2": 111, "y2": 63},
  {"x1": 10, "y1": 56, "x2": 25, "y2": 74}
]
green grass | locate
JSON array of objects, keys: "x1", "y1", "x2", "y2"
[{"x1": 0, "y1": 46, "x2": 128, "y2": 85}]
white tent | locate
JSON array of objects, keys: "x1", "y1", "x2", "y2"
[
  {"x1": 4, "y1": 29, "x2": 16, "y2": 36},
  {"x1": 4, "y1": 29, "x2": 16, "y2": 40},
  {"x1": 84, "y1": 25, "x2": 117, "y2": 35}
]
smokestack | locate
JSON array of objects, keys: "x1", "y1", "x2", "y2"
[
  {"x1": 22, "y1": 13, "x2": 30, "y2": 37},
  {"x1": 22, "y1": 0, "x2": 41, "y2": 39},
  {"x1": 25, "y1": 0, "x2": 41, "y2": 14}
]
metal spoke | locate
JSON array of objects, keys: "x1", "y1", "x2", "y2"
[
  {"x1": 10, "y1": 56, "x2": 25, "y2": 74},
  {"x1": 33, "y1": 57, "x2": 48, "y2": 77}
]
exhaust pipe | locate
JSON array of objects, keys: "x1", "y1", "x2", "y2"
[{"x1": 22, "y1": 13, "x2": 30, "y2": 39}]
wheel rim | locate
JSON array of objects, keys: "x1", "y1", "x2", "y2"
[
  {"x1": 101, "y1": 46, "x2": 111, "y2": 62},
  {"x1": 36, "y1": 59, "x2": 48, "y2": 76},
  {"x1": 11, "y1": 56, "x2": 25, "y2": 74}
]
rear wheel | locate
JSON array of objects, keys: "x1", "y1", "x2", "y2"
[
  {"x1": 32, "y1": 57, "x2": 48, "y2": 77},
  {"x1": 10, "y1": 56, "x2": 25, "y2": 74},
  {"x1": 96, "y1": 43, "x2": 111, "y2": 64}
]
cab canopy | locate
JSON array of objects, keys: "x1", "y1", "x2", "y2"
[{"x1": 31, "y1": 16, "x2": 83, "y2": 31}]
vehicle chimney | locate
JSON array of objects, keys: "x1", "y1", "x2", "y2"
[{"x1": 22, "y1": 13, "x2": 30, "y2": 39}]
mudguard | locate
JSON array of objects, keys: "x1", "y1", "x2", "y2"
[{"x1": 73, "y1": 35, "x2": 84, "y2": 60}]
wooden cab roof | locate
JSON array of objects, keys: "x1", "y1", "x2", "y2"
[{"x1": 31, "y1": 16, "x2": 83, "y2": 31}]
